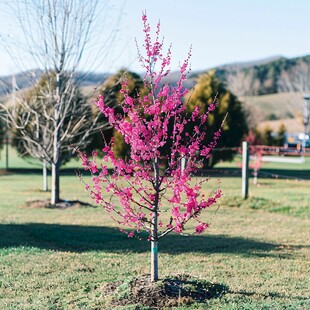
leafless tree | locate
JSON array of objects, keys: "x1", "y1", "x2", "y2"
[
  {"x1": 278, "y1": 60, "x2": 310, "y2": 94},
  {"x1": 226, "y1": 69, "x2": 263, "y2": 129},
  {"x1": 0, "y1": 0, "x2": 122, "y2": 205},
  {"x1": 1, "y1": 72, "x2": 104, "y2": 203},
  {"x1": 226, "y1": 69, "x2": 256, "y2": 98},
  {"x1": 277, "y1": 59, "x2": 310, "y2": 124}
]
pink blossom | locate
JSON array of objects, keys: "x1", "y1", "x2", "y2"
[
  {"x1": 195, "y1": 223, "x2": 209, "y2": 234},
  {"x1": 89, "y1": 161, "x2": 98, "y2": 174},
  {"x1": 128, "y1": 231, "x2": 135, "y2": 238},
  {"x1": 78, "y1": 12, "x2": 223, "y2": 244}
]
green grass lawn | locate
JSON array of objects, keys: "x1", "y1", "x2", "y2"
[
  {"x1": 0, "y1": 146, "x2": 84, "y2": 170},
  {"x1": 241, "y1": 92, "x2": 299, "y2": 120},
  {"x1": 0, "y1": 169, "x2": 309, "y2": 309}
]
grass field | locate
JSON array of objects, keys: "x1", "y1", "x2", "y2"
[
  {"x1": 242, "y1": 92, "x2": 300, "y2": 120},
  {"x1": 0, "y1": 150, "x2": 309, "y2": 309}
]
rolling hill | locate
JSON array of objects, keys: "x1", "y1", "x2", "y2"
[{"x1": 1, "y1": 54, "x2": 309, "y2": 133}]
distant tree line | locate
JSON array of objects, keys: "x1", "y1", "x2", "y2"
[
  {"x1": 214, "y1": 55, "x2": 310, "y2": 96},
  {"x1": 0, "y1": 68, "x2": 249, "y2": 170},
  {"x1": 1, "y1": 64, "x2": 293, "y2": 175},
  {"x1": 246, "y1": 124, "x2": 287, "y2": 147}
]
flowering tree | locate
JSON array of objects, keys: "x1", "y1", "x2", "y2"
[
  {"x1": 251, "y1": 149, "x2": 263, "y2": 186},
  {"x1": 244, "y1": 130, "x2": 263, "y2": 185},
  {"x1": 79, "y1": 13, "x2": 223, "y2": 282}
]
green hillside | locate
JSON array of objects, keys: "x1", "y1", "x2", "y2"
[
  {"x1": 242, "y1": 92, "x2": 301, "y2": 119},
  {"x1": 212, "y1": 55, "x2": 310, "y2": 96}
]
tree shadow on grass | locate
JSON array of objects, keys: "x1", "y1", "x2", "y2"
[{"x1": 0, "y1": 223, "x2": 293, "y2": 258}]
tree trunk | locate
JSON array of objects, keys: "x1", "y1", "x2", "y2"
[
  {"x1": 181, "y1": 157, "x2": 187, "y2": 175},
  {"x1": 51, "y1": 122, "x2": 61, "y2": 204},
  {"x1": 151, "y1": 238, "x2": 158, "y2": 282},
  {"x1": 43, "y1": 160, "x2": 48, "y2": 191},
  {"x1": 5, "y1": 122, "x2": 9, "y2": 170},
  {"x1": 51, "y1": 72, "x2": 62, "y2": 205},
  {"x1": 151, "y1": 158, "x2": 160, "y2": 282},
  {"x1": 253, "y1": 168, "x2": 258, "y2": 186},
  {"x1": 51, "y1": 160, "x2": 60, "y2": 205}
]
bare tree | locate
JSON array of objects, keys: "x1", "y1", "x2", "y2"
[
  {"x1": 226, "y1": 69, "x2": 263, "y2": 129},
  {"x1": 2, "y1": 72, "x2": 104, "y2": 204},
  {"x1": 0, "y1": 0, "x2": 122, "y2": 205},
  {"x1": 226, "y1": 69, "x2": 255, "y2": 98},
  {"x1": 278, "y1": 59, "x2": 310, "y2": 123},
  {"x1": 278, "y1": 60, "x2": 310, "y2": 94}
]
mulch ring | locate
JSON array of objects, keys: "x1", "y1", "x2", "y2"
[
  {"x1": 102, "y1": 274, "x2": 229, "y2": 308},
  {"x1": 24, "y1": 199, "x2": 93, "y2": 209},
  {"x1": 0, "y1": 169, "x2": 12, "y2": 176}
]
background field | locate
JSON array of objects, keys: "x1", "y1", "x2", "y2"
[{"x1": 0, "y1": 148, "x2": 309, "y2": 309}]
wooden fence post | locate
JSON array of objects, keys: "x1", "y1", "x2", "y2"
[{"x1": 242, "y1": 141, "x2": 249, "y2": 199}]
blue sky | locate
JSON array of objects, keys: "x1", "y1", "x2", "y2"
[{"x1": 0, "y1": 0, "x2": 310, "y2": 76}]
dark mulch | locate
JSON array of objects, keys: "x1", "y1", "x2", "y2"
[
  {"x1": 24, "y1": 199, "x2": 93, "y2": 209},
  {"x1": 102, "y1": 274, "x2": 228, "y2": 308},
  {"x1": 0, "y1": 169, "x2": 12, "y2": 176}
]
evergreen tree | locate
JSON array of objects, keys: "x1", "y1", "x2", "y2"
[
  {"x1": 186, "y1": 71, "x2": 248, "y2": 166},
  {"x1": 262, "y1": 125, "x2": 275, "y2": 146},
  {"x1": 276, "y1": 123, "x2": 286, "y2": 146},
  {"x1": 91, "y1": 69, "x2": 146, "y2": 158}
]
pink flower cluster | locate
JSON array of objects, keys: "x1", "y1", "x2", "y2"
[{"x1": 78, "y1": 13, "x2": 223, "y2": 240}]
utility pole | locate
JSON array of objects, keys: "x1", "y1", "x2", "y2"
[{"x1": 302, "y1": 94, "x2": 310, "y2": 155}]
